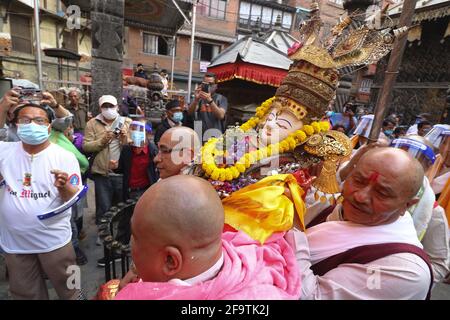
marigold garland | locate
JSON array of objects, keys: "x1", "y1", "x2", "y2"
[{"x1": 201, "y1": 97, "x2": 330, "y2": 181}]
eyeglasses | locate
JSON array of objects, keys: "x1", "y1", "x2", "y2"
[
  {"x1": 17, "y1": 117, "x2": 49, "y2": 125},
  {"x1": 157, "y1": 146, "x2": 186, "y2": 155}
]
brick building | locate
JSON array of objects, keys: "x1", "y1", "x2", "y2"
[{"x1": 125, "y1": 0, "x2": 344, "y2": 91}]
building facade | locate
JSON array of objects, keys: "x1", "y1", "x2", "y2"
[{"x1": 0, "y1": 0, "x2": 91, "y2": 90}]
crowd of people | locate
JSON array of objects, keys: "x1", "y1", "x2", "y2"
[{"x1": 0, "y1": 66, "x2": 449, "y2": 300}]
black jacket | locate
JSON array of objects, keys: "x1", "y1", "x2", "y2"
[
  {"x1": 154, "y1": 111, "x2": 193, "y2": 146},
  {"x1": 116, "y1": 143, "x2": 159, "y2": 200}
]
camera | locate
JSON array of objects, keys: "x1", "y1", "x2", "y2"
[
  {"x1": 201, "y1": 83, "x2": 210, "y2": 94},
  {"x1": 19, "y1": 88, "x2": 43, "y2": 102},
  {"x1": 113, "y1": 127, "x2": 121, "y2": 136}
]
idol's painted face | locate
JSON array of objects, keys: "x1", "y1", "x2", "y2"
[{"x1": 260, "y1": 105, "x2": 303, "y2": 146}]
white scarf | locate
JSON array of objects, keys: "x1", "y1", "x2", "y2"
[
  {"x1": 410, "y1": 177, "x2": 435, "y2": 240},
  {"x1": 306, "y1": 206, "x2": 423, "y2": 265}
]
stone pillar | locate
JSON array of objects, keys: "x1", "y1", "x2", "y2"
[{"x1": 90, "y1": 0, "x2": 124, "y2": 115}]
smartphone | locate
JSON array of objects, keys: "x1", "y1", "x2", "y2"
[
  {"x1": 201, "y1": 83, "x2": 210, "y2": 94},
  {"x1": 0, "y1": 78, "x2": 12, "y2": 98},
  {"x1": 19, "y1": 88, "x2": 43, "y2": 102}
]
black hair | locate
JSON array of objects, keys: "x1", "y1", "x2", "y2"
[
  {"x1": 382, "y1": 119, "x2": 396, "y2": 127},
  {"x1": 418, "y1": 120, "x2": 432, "y2": 129},
  {"x1": 393, "y1": 126, "x2": 407, "y2": 135},
  {"x1": 161, "y1": 69, "x2": 168, "y2": 74},
  {"x1": 12, "y1": 103, "x2": 55, "y2": 125},
  {"x1": 204, "y1": 72, "x2": 217, "y2": 83},
  {"x1": 165, "y1": 99, "x2": 180, "y2": 111},
  {"x1": 137, "y1": 63, "x2": 143, "y2": 67},
  {"x1": 332, "y1": 124, "x2": 346, "y2": 131}
]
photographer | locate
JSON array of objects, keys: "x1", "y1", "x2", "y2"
[
  {"x1": 0, "y1": 88, "x2": 71, "y2": 142},
  {"x1": 188, "y1": 72, "x2": 228, "y2": 138},
  {"x1": 82, "y1": 95, "x2": 131, "y2": 250}
]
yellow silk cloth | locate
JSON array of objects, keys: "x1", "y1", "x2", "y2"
[
  {"x1": 438, "y1": 177, "x2": 450, "y2": 228},
  {"x1": 222, "y1": 174, "x2": 305, "y2": 244}
]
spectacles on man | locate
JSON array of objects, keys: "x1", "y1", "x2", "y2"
[
  {"x1": 17, "y1": 117, "x2": 49, "y2": 125},
  {"x1": 157, "y1": 146, "x2": 187, "y2": 155}
]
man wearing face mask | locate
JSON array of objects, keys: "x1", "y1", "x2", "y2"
[
  {"x1": 0, "y1": 102, "x2": 83, "y2": 299},
  {"x1": 83, "y1": 95, "x2": 131, "y2": 250},
  {"x1": 108, "y1": 120, "x2": 159, "y2": 246},
  {"x1": 154, "y1": 99, "x2": 185, "y2": 145},
  {"x1": 380, "y1": 118, "x2": 396, "y2": 142}
]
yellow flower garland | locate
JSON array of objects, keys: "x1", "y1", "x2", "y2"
[{"x1": 201, "y1": 97, "x2": 331, "y2": 181}]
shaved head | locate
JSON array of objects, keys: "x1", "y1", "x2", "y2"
[
  {"x1": 154, "y1": 126, "x2": 200, "y2": 179},
  {"x1": 342, "y1": 147, "x2": 424, "y2": 226},
  {"x1": 131, "y1": 175, "x2": 224, "y2": 282},
  {"x1": 359, "y1": 148, "x2": 424, "y2": 198}
]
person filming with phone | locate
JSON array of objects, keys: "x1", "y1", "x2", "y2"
[
  {"x1": 188, "y1": 72, "x2": 228, "y2": 138},
  {"x1": 82, "y1": 95, "x2": 131, "y2": 262},
  {"x1": 0, "y1": 88, "x2": 71, "y2": 142}
]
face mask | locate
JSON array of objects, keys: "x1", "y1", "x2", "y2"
[
  {"x1": 102, "y1": 108, "x2": 118, "y2": 120},
  {"x1": 326, "y1": 111, "x2": 334, "y2": 117},
  {"x1": 384, "y1": 129, "x2": 394, "y2": 136},
  {"x1": 172, "y1": 112, "x2": 184, "y2": 123},
  {"x1": 17, "y1": 123, "x2": 50, "y2": 145},
  {"x1": 131, "y1": 130, "x2": 146, "y2": 147}
]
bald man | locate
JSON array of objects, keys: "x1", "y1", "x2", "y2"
[
  {"x1": 154, "y1": 126, "x2": 200, "y2": 179},
  {"x1": 109, "y1": 175, "x2": 301, "y2": 300},
  {"x1": 292, "y1": 148, "x2": 433, "y2": 299}
]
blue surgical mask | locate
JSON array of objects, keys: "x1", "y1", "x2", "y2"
[
  {"x1": 384, "y1": 129, "x2": 394, "y2": 136},
  {"x1": 17, "y1": 123, "x2": 50, "y2": 145},
  {"x1": 326, "y1": 111, "x2": 334, "y2": 117},
  {"x1": 172, "y1": 112, "x2": 184, "y2": 123},
  {"x1": 131, "y1": 130, "x2": 146, "y2": 147}
]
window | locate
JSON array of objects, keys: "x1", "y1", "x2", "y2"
[
  {"x1": 10, "y1": 14, "x2": 32, "y2": 54},
  {"x1": 143, "y1": 33, "x2": 174, "y2": 56},
  {"x1": 194, "y1": 42, "x2": 221, "y2": 62},
  {"x1": 238, "y1": 1, "x2": 293, "y2": 32},
  {"x1": 199, "y1": 0, "x2": 226, "y2": 20},
  {"x1": 62, "y1": 31, "x2": 78, "y2": 52}
]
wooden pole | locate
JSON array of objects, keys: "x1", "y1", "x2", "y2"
[{"x1": 368, "y1": 0, "x2": 418, "y2": 143}]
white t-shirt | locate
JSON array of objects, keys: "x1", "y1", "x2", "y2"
[{"x1": 0, "y1": 142, "x2": 81, "y2": 254}]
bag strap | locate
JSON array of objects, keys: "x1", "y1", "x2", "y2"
[{"x1": 311, "y1": 242, "x2": 434, "y2": 300}]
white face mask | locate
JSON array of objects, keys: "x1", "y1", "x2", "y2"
[{"x1": 102, "y1": 107, "x2": 118, "y2": 120}]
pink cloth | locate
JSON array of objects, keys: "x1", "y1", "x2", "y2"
[{"x1": 115, "y1": 231, "x2": 301, "y2": 300}]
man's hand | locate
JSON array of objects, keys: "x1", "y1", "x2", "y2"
[
  {"x1": 50, "y1": 169, "x2": 78, "y2": 202},
  {"x1": 109, "y1": 160, "x2": 119, "y2": 170},
  {"x1": 87, "y1": 111, "x2": 93, "y2": 120},
  {"x1": 101, "y1": 131, "x2": 115, "y2": 145},
  {"x1": 41, "y1": 92, "x2": 59, "y2": 109},
  {"x1": 0, "y1": 89, "x2": 20, "y2": 115},
  {"x1": 50, "y1": 169, "x2": 70, "y2": 189},
  {"x1": 199, "y1": 91, "x2": 212, "y2": 103},
  {"x1": 194, "y1": 85, "x2": 202, "y2": 101},
  {"x1": 119, "y1": 268, "x2": 139, "y2": 291}
]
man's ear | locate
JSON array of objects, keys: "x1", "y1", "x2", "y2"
[
  {"x1": 162, "y1": 246, "x2": 182, "y2": 277},
  {"x1": 405, "y1": 197, "x2": 420, "y2": 211}
]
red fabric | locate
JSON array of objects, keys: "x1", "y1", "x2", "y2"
[
  {"x1": 311, "y1": 243, "x2": 434, "y2": 300},
  {"x1": 128, "y1": 146, "x2": 151, "y2": 189},
  {"x1": 208, "y1": 61, "x2": 288, "y2": 87},
  {"x1": 433, "y1": 201, "x2": 439, "y2": 209}
]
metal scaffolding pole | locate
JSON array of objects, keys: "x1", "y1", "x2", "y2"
[
  {"x1": 33, "y1": 0, "x2": 43, "y2": 89},
  {"x1": 187, "y1": 0, "x2": 197, "y2": 104}
]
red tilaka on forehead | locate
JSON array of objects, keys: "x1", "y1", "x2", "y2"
[{"x1": 369, "y1": 172, "x2": 380, "y2": 183}]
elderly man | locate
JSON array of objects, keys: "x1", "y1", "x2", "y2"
[
  {"x1": 66, "y1": 89, "x2": 90, "y2": 133},
  {"x1": 153, "y1": 99, "x2": 184, "y2": 145},
  {"x1": 154, "y1": 126, "x2": 200, "y2": 179},
  {"x1": 294, "y1": 148, "x2": 433, "y2": 299},
  {"x1": 97, "y1": 175, "x2": 301, "y2": 300},
  {"x1": 0, "y1": 102, "x2": 83, "y2": 299}
]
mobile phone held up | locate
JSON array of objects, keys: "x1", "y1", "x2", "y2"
[
  {"x1": 19, "y1": 88, "x2": 43, "y2": 103},
  {"x1": 201, "y1": 83, "x2": 210, "y2": 94}
]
